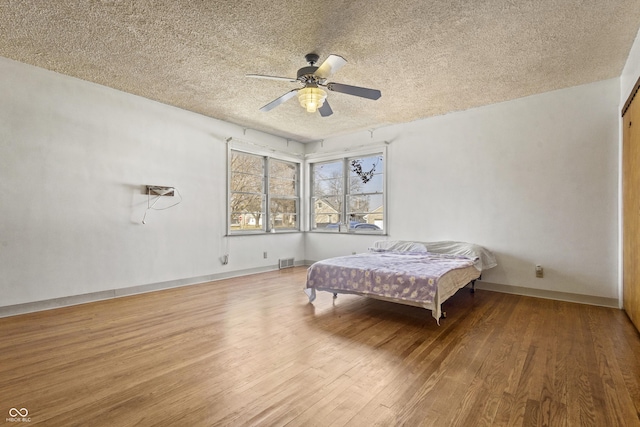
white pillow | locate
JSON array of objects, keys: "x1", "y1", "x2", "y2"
[
  {"x1": 370, "y1": 240, "x2": 427, "y2": 252},
  {"x1": 423, "y1": 241, "x2": 497, "y2": 271}
]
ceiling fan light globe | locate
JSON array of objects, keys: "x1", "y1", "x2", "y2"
[{"x1": 298, "y1": 87, "x2": 327, "y2": 113}]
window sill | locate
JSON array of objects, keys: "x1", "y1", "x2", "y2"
[
  {"x1": 227, "y1": 230, "x2": 303, "y2": 236},
  {"x1": 309, "y1": 230, "x2": 386, "y2": 236}
]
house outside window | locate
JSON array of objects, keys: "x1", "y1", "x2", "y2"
[
  {"x1": 229, "y1": 149, "x2": 300, "y2": 234},
  {"x1": 310, "y1": 151, "x2": 385, "y2": 233}
]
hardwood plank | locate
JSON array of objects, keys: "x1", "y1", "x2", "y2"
[
  {"x1": 494, "y1": 297, "x2": 546, "y2": 426},
  {"x1": 0, "y1": 267, "x2": 639, "y2": 426},
  {"x1": 584, "y1": 305, "x2": 640, "y2": 426}
]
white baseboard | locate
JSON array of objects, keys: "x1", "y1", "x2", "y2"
[
  {"x1": 0, "y1": 264, "x2": 296, "y2": 318},
  {"x1": 476, "y1": 281, "x2": 619, "y2": 308},
  {"x1": 1, "y1": 264, "x2": 618, "y2": 318}
]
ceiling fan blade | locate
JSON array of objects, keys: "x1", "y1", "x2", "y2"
[
  {"x1": 315, "y1": 54, "x2": 347, "y2": 80},
  {"x1": 246, "y1": 74, "x2": 298, "y2": 83},
  {"x1": 259, "y1": 89, "x2": 299, "y2": 112},
  {"x1": 318, "y1": 100, "x2": 333, "y2": 117},
  {"x1": 326, "y1": 82, "x2": 381, "y2": 100}
]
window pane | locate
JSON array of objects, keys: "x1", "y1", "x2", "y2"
[
  {"x1": 313, "y1": 161, "x2": 343, "y2": 197},
  {"x1": 230, "y1": 192, "x2": 265, "y2": 212},
  {"x1": 312, "y1": 197, "x2": 342, "y2": 229},
  {"x1": 231, "y1": 151, "x2": 264, "y2": 194},
  {"x1": 270, "y1": 160, "x2": 297, "y2": 199},
  {"x1": 270, "y1": 160, "x2": 296, "y2": 180},
  {"x1": 231, "y1": 171, "x2": 264, "y2": 193},
  {"x1": 347, "y1": 194, "x2": 384, "y2": 231},
  {"x1": 269, "y1": 159, "x2": 297, "y2": 196},
  {"x1": 232, "y1": 151, "x2": 264, "y2": 173},
  {"x1": 270, "y1": 198, "x2": 298, "y2": 229},
  {"x1": 348, "y1": 194, "x2": 383, "y2": 214},
  {"x1": 269, "y1": 177, "x2": 296, "y2": 196},
  {"x1": 349, "y1": 155, "x2": 383, "y2": 194},
  {"x1": 230, "y1": 193, "x2": 265, "y2": 231},
  {"x1": 273, "y1": 213, "x2": 297, "y2": 229}
]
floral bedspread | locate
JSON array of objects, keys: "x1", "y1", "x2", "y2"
[{"x1": 306, "y1": 251, "x2": 477, "y2": 304}]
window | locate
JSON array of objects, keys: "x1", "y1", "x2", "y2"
[
  {"x1": 310, "y1": 152, "x2": 384, "y2": 233},
  {"x1": 269, "y1": 159, "x2": 298, "y2": 230},
  {"x1": 229, "y1": 150, "x2": 300, "y2": 234}
]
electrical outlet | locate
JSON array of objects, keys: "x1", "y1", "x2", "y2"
[
  {"x1": 263, "y1": 251, "x2": 268, "y2": 259},
  {"x1": 535, "y1": 265, "x2": 544, "y2": 278}
]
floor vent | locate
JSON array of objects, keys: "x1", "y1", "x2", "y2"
[{"x1": 279, "y1": 258, "x2": 295, "y2": 269}]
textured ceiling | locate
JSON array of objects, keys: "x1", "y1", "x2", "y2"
[{"x1": 1, "y1": 1, "x2": 639, "y2": 143}]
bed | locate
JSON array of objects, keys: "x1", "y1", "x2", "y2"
[{"x1": 304, "y1": 240, "x2": 497, "y2": 323}]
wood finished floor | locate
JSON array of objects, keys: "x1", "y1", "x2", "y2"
[{"x1": 1, "y1": 267, "x2": 639, "y2": 426}]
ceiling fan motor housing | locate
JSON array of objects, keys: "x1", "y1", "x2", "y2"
[
  {"x1": 297, "y1": 66, "x2": 319, "y2": 81},
  {"x1": 297, "y1": 53, "x2": 321, "y2": 82}
]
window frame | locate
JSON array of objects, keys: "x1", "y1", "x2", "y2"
[
  {"x1": 307, "y1": 147, "x2": 386, "y2": 234},
  {"x1": 228, "y1": 146, "x2": 302, "y2": 235}
]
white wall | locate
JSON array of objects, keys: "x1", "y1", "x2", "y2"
[
  {"x1": 0, "y1": 54, "x2": 622, "y2": 309},
  {"x1": 306, "y1": 78, "x2": 620, "y2": 300},
  {"x1": 0, "y1": 57, "x2": 304, "y2": 308}
]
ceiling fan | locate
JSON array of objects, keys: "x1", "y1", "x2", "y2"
[{"x1": 246, "y1": 53, "x2": 381, "y2": 117}]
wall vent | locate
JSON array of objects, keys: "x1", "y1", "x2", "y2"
[{"x1": 279, "y1": 258, "x2": 295, "y2": 269}]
